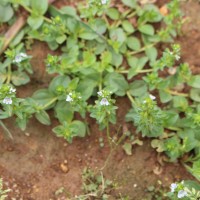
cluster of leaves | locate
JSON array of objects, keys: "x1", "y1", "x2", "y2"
[
  {"x1": 167, "y1": 180, "x2": 200, "y2": 200},
  {"x1": 74, "y1": 168, "x2": 128, "y2": 200}
]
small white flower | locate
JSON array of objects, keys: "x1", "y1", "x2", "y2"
[
  {"x1": 3, "y1": 97, "x2": 12, "y2": 105},
  {"x1": 9, "y1": 87, "x2": 16, "y2": 93},
  {"x1": 100, "y1": 98, "x2": 109, "y2": 106},
  {"x1": 101, "y1": 0, "x2": 107, "y2": 4},
  {"x1": 66, "y1": 95, "x2": 73, "y2": 102},
  {"x1": 149, "y1": 94, "x2": 156, "y2": 100},
  {"x1": 13, "y1": 53, "x2": 27, "y2": 63},
  {"x1": 97, "y1": 91, "x2": 103, "y2": 96},
  {"x1": 170, "y1": 183, "x2": 177, "y2": 193},
  {"x1": 177, "y1": 190, "x2": 187, "y2": 198}
]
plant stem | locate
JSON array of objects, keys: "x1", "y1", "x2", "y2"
[
  {"x1": 0, "y1": 120, "x2": 13, "y2": 139},
  {"x1": 6, "y1": 65, "x2": 11, "y2": 84},
  {"x1": 116, "y1": 68, "x2": 153, "y2": 74},
  {"x1": 165, "y1": 89, "x2": 189, "y2": 97},
  {"x1": 126, "y1": 91, "x2": 135, "y2": 104},
  {"x1": 41, "y1": 97, "x2": 58, "y2": 110},
  {"x1": 126, "y1": 11, "x2": 137, "y2": 18},
  {"x1": 127, "y1": 42, "x2": 157, "y2": 56},
  {"x1": 167, "y1": 126, "x2": 182, "y2": 131},
  {"x1": 106, "y1": 120, "x2": 112, "y2": 147},
  {"x1": 21, "y1": 4, "x2": 52, "y2": 23}
]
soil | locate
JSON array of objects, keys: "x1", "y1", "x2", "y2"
[{"x1": 0, "y1": 0, "x2": 200, "y2": 200}]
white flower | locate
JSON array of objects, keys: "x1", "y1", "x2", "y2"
[
  {"x1": 66, "y1": 94, "x2": 73, "y2": 102},
  {"x1": 177, "y1": 190, "x2": 187, "y2": 198},
  {"x1": 97, "y1": 91, "x2": 103, "y2": 96},
  {"x1": 149, "y1": 94, "x2": 156, "y2": 100},
  {"x1": 3, "y1": 97, "x2": 12, "y2": 105},
  {"x1": 13, "y1": 53, "x2": 27, "y2": 63},
  {"x1": 101, "y1": 0, "x2": 107, "y2": 4},
  {"x1": 170, "y1": 183, "x2": 177, "y2": 193},
  {"x1": 100, "y1": 98, "x2": 109, "y2": 106},
  {"x1": 9, "y1": 87, "x2": 16, "y2": 93}
]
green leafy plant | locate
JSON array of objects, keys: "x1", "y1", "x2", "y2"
[{"x1": 167, "y1": 180, "x2": 200, "y2": 200}]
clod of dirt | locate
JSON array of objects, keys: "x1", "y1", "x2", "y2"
[{"x1": 60, "y1": 163, "x2": 69, "y2": 173}]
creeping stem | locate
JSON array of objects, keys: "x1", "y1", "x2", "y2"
[
  {"x1": 126, "y1": 91, "x2": 135, "y2": 104},
  {"x1": 165, "y1": 89, "x2": 189, "y2": 97},
  {"x1": 41, "y1": 97, "x2": 58, "y2": 110},
  {"x1": 6, "y1": 65, "x2": 11, "y2": 84}
]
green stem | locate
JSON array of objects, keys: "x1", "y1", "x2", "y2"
[
  {"x1": 126, "y1": 11, "x2": 137, "y2": 18},
  {"x1": 116, "y1": 132, "x2": 127, "y2": 146},
  {"x1": 116, "y1": 68, "x2": 153, "y2": 74},
  {"x1": 41, "y1": 97, "x2": 58, "y2": 110},
  {"x1": 127, "y1": 43, "x2": 157, "y2": 56},
  {"x1": 0, "y1": 120, "x2": 13, "y2": 139},
  {"x1": 126, "y1": 91, "x2": 135, "y2": 104},
  {"x1": 6, "y1": 65, "x2": 11, "y2": 84},
  {"x1": 106, "y1": 120, "x2": 112, "y2": 147},
  {"x1": 167, "y1": 126, "x2": 182, "y2": 131},
  {"x1": 20, "y1": 4, "x2": 52, "y2": 23},
  {"x1": 165, "y1": 89, "x2": 189, "y2": 97}
]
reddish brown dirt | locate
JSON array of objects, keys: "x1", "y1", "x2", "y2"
[{"x1": 0, "y1": 0, "x2": 200, "y2": 200}]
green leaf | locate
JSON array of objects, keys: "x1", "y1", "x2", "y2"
[
  {"x1": 109, "y1": 28, "x2": 126, "y2": 45},
  {"x1": 10, "y1": 30, "x2": 25, "y2": 47},
  {"x1": 77, "y1": 79, "x2": 97, "y2": 100},
  {"x1": 188, "y1": 75, "x2": 200, "y2": 88},
  {"x1": 54, "y1": 101, "x2": 74, "y2": 123},
  {"x1": 121, "y1": 0, "x2": 137, "y2": 8},
  {"x1": 185, "y1": 159, "x2": 200, "y2": 181},
  {"x1": 129, "y1": 80, "x2": 147, "y2": 97},
  {"x1": 106, "y1": 8, "x2": 120, "y2": 20},
  {"x1": 0, "y1": 71, "x2": 7, "y2": 84},
  {"x1": 159, "y1": 90, "x2": 172, "y2": 103},
  {"x1": 127, "y1": 56, "x2": 138, "y2": 68},
  {"x1": 190, "y1": 88, "x2": 200, "y2": 102},
  {"x1": 71, "y1": 120, "x2": 86, "y2": 138},
  {"x1": 122, "y1": 20, "x2": 135, "y2": 33},
  {"x1": 138, "y1": 24, "x2": 155, "y2": 36},
  {"x1": 56, "y1": 35, "x2": 67, "y2": 44},
  {"x1": 49, "y1": 75, "x2": 71, "y2": 94},
  {"x1": 104, "y1": 72, "x2": 129, "y2": 96},
  {"x1": 178, "y1": 129, "x2": 197, "y2": 152},
  {"x1": 173, "y1": 96, "x2": 188, "y2": 110},
  {"x1": 163, "y1": 111, "x2": 179, "y2": 127},
  {"x1": 27, "y1": 15, "x2": 44, "y2": 30},
  {"x1": 122, "y1": 143, "x2": 132, "y2": 155},
  {"x1": 32, "y1": 89, "x2": 56, "y2": 108},
  {"x1": 79, "y1": 31, "x2": 98, "y2": 40},
  {"x1": 145, "y1": 46, "x2": 157, "y2": 62},
  {"x1": 91, "y1": 19, "x2": 107, "y2": 35},
  {"x1": 35, "y1": 110, "x2": 51, "y2": 125},
  {"x1": 11, "y1": 71, "x2": 30, "y2": 86},
  {"x1": 111, "y1": 52, "x2": 123, "y2": 67},
  {"x1": 126, "y1": 37, "x2": 141, "y2": 51},
  {"x1": 127, "y1": 57, "x2": 148, "y2": 79},
  {"x1": 31, "y1": 0, "x2": 48, "y2": 15},
  {"x1": 60, "y1": 6, "x2": 78, "y2": 18},
  {"x1": 0, "y1": 4, "x2": 13, "y2": 22}
]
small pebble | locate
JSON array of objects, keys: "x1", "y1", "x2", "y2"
[{"x1": 60, "y1": 163, "x2": 69, "y2": 173}]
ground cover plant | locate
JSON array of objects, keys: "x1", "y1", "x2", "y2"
[{"x1": 1, "y1": 0, "x2": 200, "y2": 199}]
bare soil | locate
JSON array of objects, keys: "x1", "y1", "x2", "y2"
[{"x1": 0, "y1": 0, "x2": 200, "y2": 200}]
